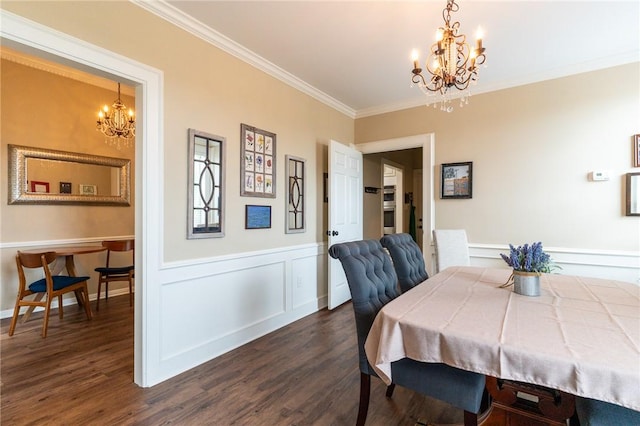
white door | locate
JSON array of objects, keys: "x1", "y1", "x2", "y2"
[{"x1": 328, "y1": 140, "x2": 363, "y2": 310}]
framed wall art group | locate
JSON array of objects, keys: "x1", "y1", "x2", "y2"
[{"x1": 241, "y1": 123, "x2": 276, "y2": 198}]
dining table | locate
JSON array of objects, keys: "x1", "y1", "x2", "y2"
[
  {"x1": 364, "y1": 266, "x2": 640, "y2": 412},
  {"x1": 19, "y1": 245, "x2": 106, "y2": 321}
]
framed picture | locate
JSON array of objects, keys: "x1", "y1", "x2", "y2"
[
  {"x1": 245, "y1": 204, "x2": 272, "y2": 229},
  {"x1": 441, "y1": 162, "x2": 472, "y2": 199},
  {"x1": 30, "y1": 181, "x2": 49, "y2": 193},
  {"x1": 634, "y1": 134, "x2": 640, "y2": 168},
  {"x1": 59, "y1": 182, "x2": 72, "y2": 194},
  {"x1": 79, "y1": 184, "x2": 97, "y2": 196},
  {"x1": 241, "y1": 123, "x2": 276, "y2": 198}
]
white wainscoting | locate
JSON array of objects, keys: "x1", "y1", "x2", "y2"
[
  {"x1": 149, "y1": 242, "x2": 329, "y2": 382},
  {"x1": 467, "y1": 244, "x2": 640, "y2": 285}
]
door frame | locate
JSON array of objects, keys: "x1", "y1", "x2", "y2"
[
  {"x1": 357, "y1": 134, "x2": 435, "y2": 275},
  {"x1": 2, "y1": 11, "x2": 163, "y2": 386}
]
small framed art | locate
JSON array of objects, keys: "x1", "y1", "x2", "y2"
[
  {"x1": 633, "y1": 134, "x2": 640, "y2": 168},
  {"x1": 441, "y1": 162, "x2": 472, "y2": 199},
  {"x1": 79, "y1": 184, "x2": 97, "y2": 195},
  {"x1": 241, "y1": 123, "x2": 276, "y2": 198},
  {"x1": 245, "y1": 205, "x2": 272, "y2": 229},
  {"x1": 30, "y1": 181, "x2": 49, "y2": 193},
  {"x1": 59, "y1": 182, "x2": 72, "y2": 194}
]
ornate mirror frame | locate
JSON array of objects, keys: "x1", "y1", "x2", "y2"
[
  {"x1": 285, "y1": 155, "x2": 306, "y2": 233},
  {"x1": 8, "y1": 144, "x2": 131, "y2": 206}
]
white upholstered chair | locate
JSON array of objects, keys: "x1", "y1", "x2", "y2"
[{"x1": 432, "y1": 229, "x2": 470, "y2": 273}]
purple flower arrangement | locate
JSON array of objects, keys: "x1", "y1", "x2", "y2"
[{"x1": 500, "y1": 242, "x2": 557, "y2": 274}]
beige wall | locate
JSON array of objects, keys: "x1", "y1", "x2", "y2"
[
  {"x1": 356, "y1": 63, "x2": 640, "y2": 252},
  {"x1": 1, "y1": 1, "x2": 353, "y2": 263}
]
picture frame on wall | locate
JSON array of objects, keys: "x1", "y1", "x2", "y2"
[
  {"x1": 634, "y1": 134, "x2": 640, "y2": 168},
  {"x1": 79, "y1": 184, "x2": 97, "y2": 195},
  {"x1": 441, "y1": 162, "x2": 473, "y2": 199},
  {"x1": 241, "y1": 123, "x2": 276, "y2": 198},
  {"x1": 30, "y1": 181, "x2": 49, "y2": 193},
  {"x1": 59, "y1": 182, "x2": 72, "y2": 194},
  {"x1": 245, "y1": 204, "x2": 272, "y2": 229}
]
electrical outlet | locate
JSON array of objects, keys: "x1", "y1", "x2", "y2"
[{"x1": 297, "y1": 277, "x2": 303, "y2": 288}]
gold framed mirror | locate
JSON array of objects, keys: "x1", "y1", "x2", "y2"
[{"x1": 8, "y1": 144, "x2": 131, "y2": 206}]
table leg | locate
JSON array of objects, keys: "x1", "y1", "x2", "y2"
[{"x1": 64, "y1": 255, "x2": 86, "y2": 307}]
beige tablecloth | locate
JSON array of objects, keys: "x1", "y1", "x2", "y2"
[{"x1": 364, "y1": 266, "x2": 640, "y2": 411}]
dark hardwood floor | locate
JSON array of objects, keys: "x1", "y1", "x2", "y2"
[{"x1": 1, "y1": 295, "x2": 468, "y2": 425}]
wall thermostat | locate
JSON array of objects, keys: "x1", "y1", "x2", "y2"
[{"x1": 588, "y1": 171, "x2": 610, "y2": 181}]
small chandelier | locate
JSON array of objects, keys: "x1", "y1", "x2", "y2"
[
  {"x1": 96, "y1": 82, "x2": 135, "y2": 146},
  {"x1": 410, "y1": 0, "x2": 486, "y2": 112}
]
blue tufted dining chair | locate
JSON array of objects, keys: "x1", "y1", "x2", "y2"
[
  {"x1": 575, "y1": 397, "x2": 640, "y2": 425},
  {"x1": 328, "y1": 239, "x2": 486, "y2": 426},
  {"x1": 380, "y1": 233, "x2": 428, "y2": 293}
]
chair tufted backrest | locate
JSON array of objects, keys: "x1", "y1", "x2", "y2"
[
  {"x1": 328, "y1": 240, "x2": 400, "y2": 375},
  {"x1": 380, "y1": 233, "x2": 428, "y2": 293}
]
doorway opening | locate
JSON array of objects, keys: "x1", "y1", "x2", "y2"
[
  {"x1": 2, "y1": 11, "x2": 163, "y2": 386},
  {"x1": 358, "y1": 134, "x2": 435, "y2": 275}
]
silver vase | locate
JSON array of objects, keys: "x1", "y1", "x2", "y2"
[{"x1": 513, "y1": 271, "x2": 540, "y2": 296}]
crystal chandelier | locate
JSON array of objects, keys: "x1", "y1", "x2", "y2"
[
  {"x1": 96, "y1": 82, "x2": 135, "y2": 147},
  {"x1": 410, "y1": 0, "x2": 486, "y2": 112}
]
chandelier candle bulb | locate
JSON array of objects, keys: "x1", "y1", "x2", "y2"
[{"x1": 411, "y1": 50, "x2": 420, "y2": 70}]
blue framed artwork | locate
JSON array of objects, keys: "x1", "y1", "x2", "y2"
[{"x1": 245, "y1": 204, "x2": 271, "y2": 229}]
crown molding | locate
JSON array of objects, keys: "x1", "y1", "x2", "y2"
[
  {"x1": 1, "y1": 46, "x2": 135, "y2": 96},
  {"x1": 132, "y1": 0, "x2": 356, "y2": 119}
]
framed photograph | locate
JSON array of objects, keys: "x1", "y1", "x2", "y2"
[
  {"x1": 59, "y1": 182, "x2": 72, "y2": 194},
  {"x1": 441, "y1": 162, "x2": 472, "y2": 199},
  {"x1": 245, "y1": 204, "x2": 272, "y2": 229},
  {"x1": 241, "y1": 123, "x2": 276, "y2": 198},
  {"x1": 634, "y1": 134, "x2": 640, "y2": 168},
  {"x1": 30, "y1": 181, "x2": 49, "y2": 193},
  {"x1": 79, "y1": 184, "x2": 97, "y2": 196}
]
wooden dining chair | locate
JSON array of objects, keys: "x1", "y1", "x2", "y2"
[
  {"x1": 328, "y1": 240, "x2": 487, "y2": 426},
  {"x1": 94, "y1": 239, "x2": 135, "y2": 311},
  {"x1": 9, "y1": 251, "x2": 93, "y2": 338},
  {"x1": 380, "y1": 233, "x2": 428, "y2": 292}
]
